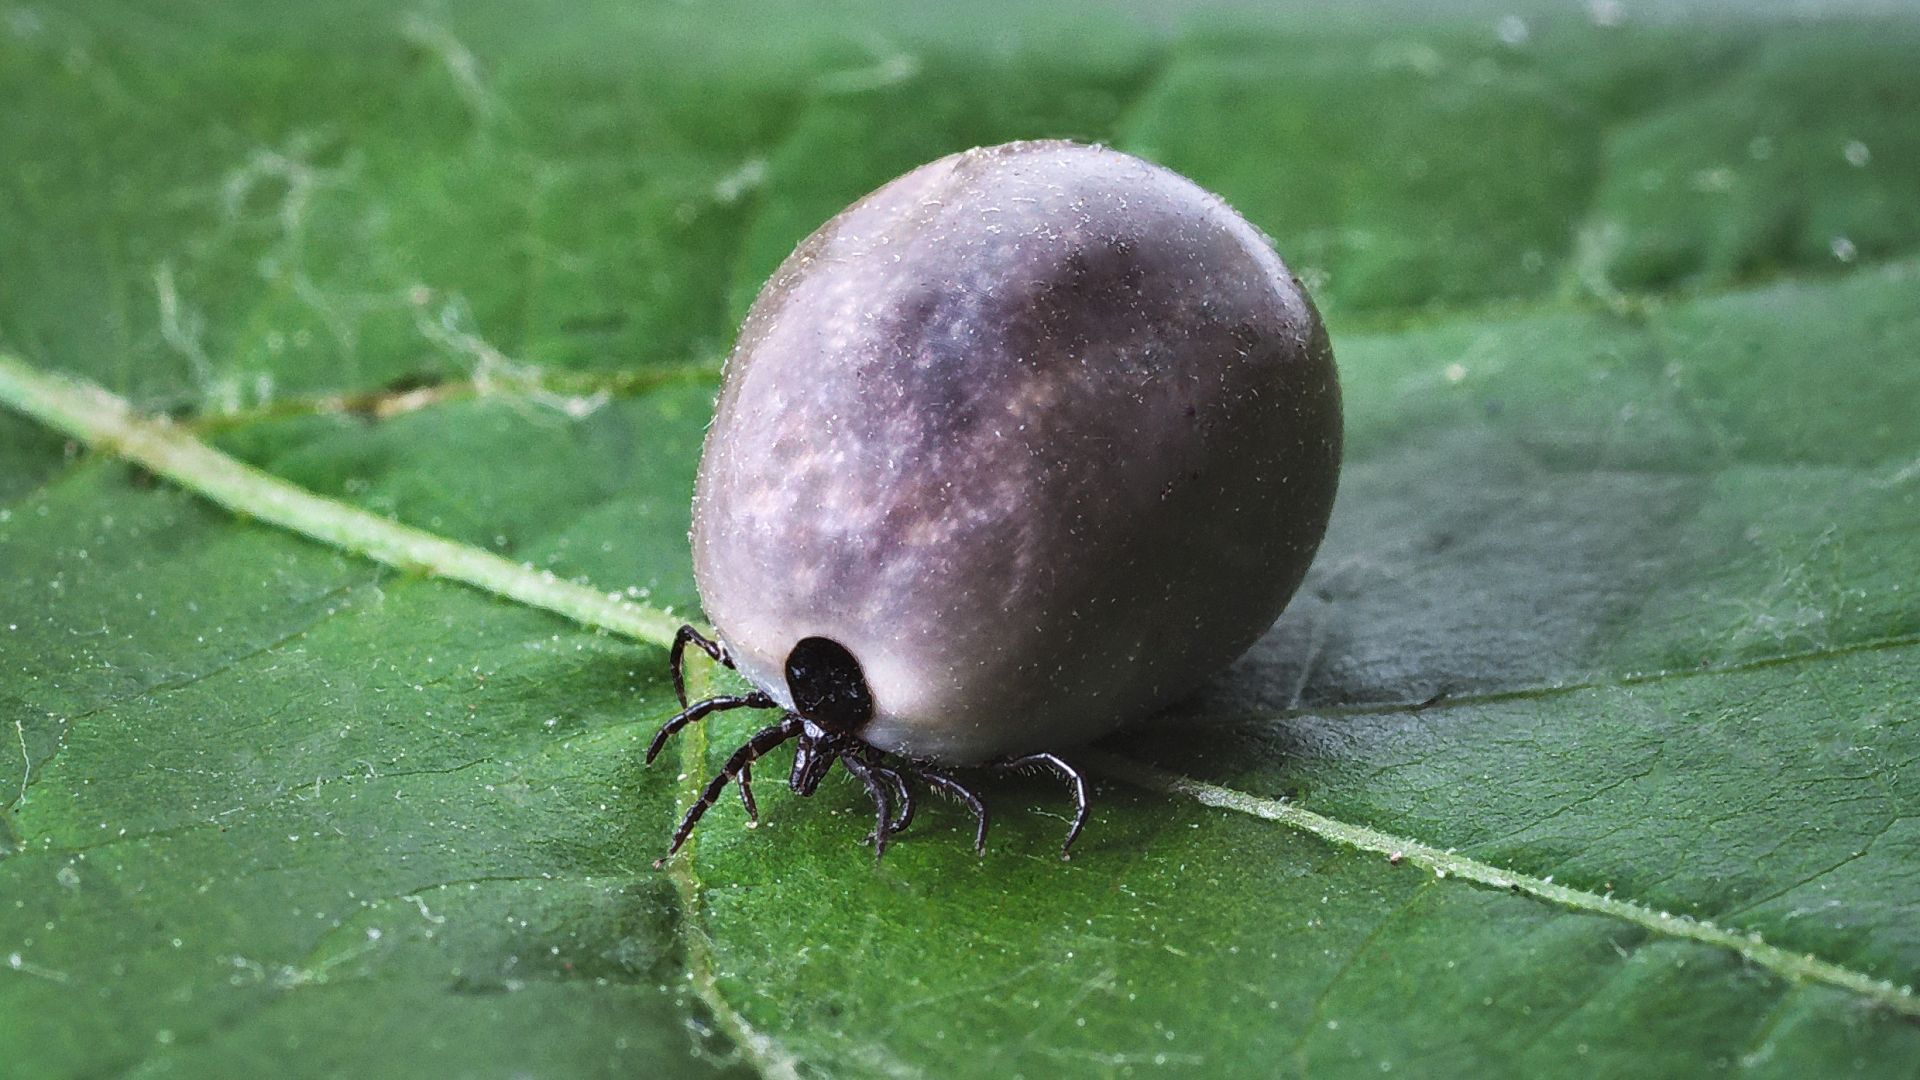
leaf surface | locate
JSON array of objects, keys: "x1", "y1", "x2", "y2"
[{"x1": 3, "y1": 3, "x2": 1917, "y2": 1077}]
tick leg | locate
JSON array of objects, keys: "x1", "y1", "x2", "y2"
[
  {"x1": 853, "y1": 749, "x2": 914, "y2": 838},
  {"x1": 737, "y1": 763, "x2": 759, "y2": 822},
  {"x1": 838, "y1": 754, "x2": 894, "y2": 861},
  {"x1": 669, "y1": 624, "x2": 734, "y2": 708},
  {"x1": 660, "y1": 716, "x2": 801, "y2": 863},
  {"x1": 645, "y1": 691, "x2": 774, "y2": 764},
  {"x1": 917, "y1": 768, "x2": 989, "y2": 855},
  {"x1": 994, "y1": 752, "x2": 1090, "y2": 860},
  {"x1": 879, "y1": 766, "x2": 914, "y2": 836}
]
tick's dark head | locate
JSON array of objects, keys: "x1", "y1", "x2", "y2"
[{"x1": 783, "y1": 636, "x2": 873, "y2": 733}]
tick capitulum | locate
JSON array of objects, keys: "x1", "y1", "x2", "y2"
[{"x1": 648, "y1": 625, "x2": 1089, "y2": 863}]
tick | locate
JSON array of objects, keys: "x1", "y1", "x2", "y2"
[{"x1": 650, "y1": 141, "x2": 1341, "y2": 862}]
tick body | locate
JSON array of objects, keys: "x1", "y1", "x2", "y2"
[{"x1": 651, "y1": 141, "x2": 1341, "y2": 860}]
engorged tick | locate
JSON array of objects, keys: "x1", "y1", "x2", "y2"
[{"x1": 649, "y1": 141, "x2": 1342, "y2": 863}]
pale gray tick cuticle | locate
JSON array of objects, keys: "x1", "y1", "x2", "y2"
[{"x1": 691, "y1": 140, "x2": 1342, "y2": 766}]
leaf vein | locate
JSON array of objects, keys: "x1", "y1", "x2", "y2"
[{"x1": 1080, "y1": 750, "x2": 1920, "y2": 1018}]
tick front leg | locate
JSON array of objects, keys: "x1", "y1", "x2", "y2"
[
  {"x1": 659, "y1": 716, "x2": 801, "y2": 864},
  {"x1": 669, "y1": 624, "x2": 734, "y2": 708},
  {"x1": 737, "y1": 763, "x2": 759, "y2": 822},
  {"x1": 645, "y1": 691, "x2": 775, "y2": 764}
]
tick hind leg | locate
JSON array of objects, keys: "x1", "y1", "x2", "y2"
[
  {"x1": 837, "y1": 754, "x2": 896, "y2": 861},
  {"x1": 669, "y1": 624, "x2": 734, "y2": 708},
  {"x1": 993, "y1": 752, "x2": 1091, "y2": 860},
  {"x1": 915, "y1": 768, "x2": 989, "y2": 855},
  {"x1": 852, "y1": 749, "x2": 915, "y2": 842},
  {"x1": 866, "y1": 755, "x2": 987, "y2": 856}
]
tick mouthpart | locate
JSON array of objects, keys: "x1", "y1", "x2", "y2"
[{"x1": 788, "y1": 722, "x2": 843, "y2": 796}]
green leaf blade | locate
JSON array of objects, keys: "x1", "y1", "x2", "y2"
[{"x1": 5, "y1": 4, "x2": 1919, "y2": 1078}]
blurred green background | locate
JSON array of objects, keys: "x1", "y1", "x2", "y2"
[{"x1": 3, "y1": 2, "x2": 1918, "y2": 1077}]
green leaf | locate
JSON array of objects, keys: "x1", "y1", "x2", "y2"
[{"x1": 4, "y1": 4, "x2": 1917, "y2": 1078}]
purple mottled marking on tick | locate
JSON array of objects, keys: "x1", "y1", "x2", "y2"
[{"x1": 691, "y1": 140, "x2": 1341, "y2": 765}]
